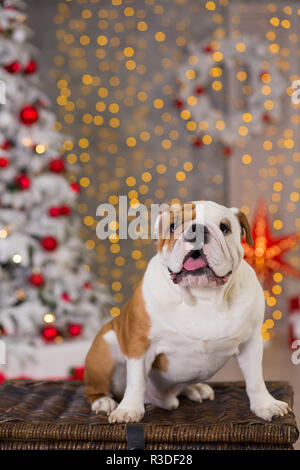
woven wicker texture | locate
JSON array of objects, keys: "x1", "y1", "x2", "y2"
[{"x1": 0, "y1": 379, "x2": 298, "y2": 450}]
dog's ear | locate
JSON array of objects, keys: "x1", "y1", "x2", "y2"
[{"x1": 231, "y1": 208, "x2": 253, "y2": 246}]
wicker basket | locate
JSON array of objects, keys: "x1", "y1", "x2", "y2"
[{"x1": 0, "y1": 379, "x2": 297, "y2": 450}]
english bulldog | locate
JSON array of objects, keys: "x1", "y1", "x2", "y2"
[{"x1": 84, "y1": 201, "x2": 290, "y2": 423}]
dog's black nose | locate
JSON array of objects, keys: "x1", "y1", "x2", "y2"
[{"x1": 184, "y1": 223, "x2": 209, "y2": 246}]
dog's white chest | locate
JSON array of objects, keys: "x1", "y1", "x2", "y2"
[
  {"x1": 151, "y1": 332, "x2": 233, "y2": 384},
  {"x1": 143, "y1": 255, "x2": 257, "y2": 388},
  {"x1": 148, "y1": 301, "x2": 251, "y2": 385}
]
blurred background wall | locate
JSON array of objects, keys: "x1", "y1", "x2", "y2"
[{"x1": 26, "y1": 0, "x2": 300, "y2": 344}]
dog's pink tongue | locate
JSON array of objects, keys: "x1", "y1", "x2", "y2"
[{"x1": 183, "y1": 256, "x2": 206, "y2": 271}]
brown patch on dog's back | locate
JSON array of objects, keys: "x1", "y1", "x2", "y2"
[
  {"x1": 152, "y1": 353, "x2": 169, "y2": 372},
  {"x1": 84, "y1": 321, "x2": 115, "y2": 404},
  {"x1": 84, "y1": 278, "x2": 151, "y2": 402},
  {"x1": 112, "y1": 278, "x2": 151, "y2": 358}
]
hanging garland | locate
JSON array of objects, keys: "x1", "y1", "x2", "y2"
[{"x1": 175, "y1": 36, "x2": 285, "y2": 149}]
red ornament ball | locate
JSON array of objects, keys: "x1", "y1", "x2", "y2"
[
  {"x1": 19, "y1": 105, "x2": 39, "y2": 126},
  {"x1": 42, "y1": 326, "x2": 59, "y2": 342},
  {"x1": 222, "y1": 146, "x2": 233, "y2": 157},
  {"x1": 174, "y1": 99, "x2": 184, "y2": 109},
  {"x1": 23, "y1": 60, "x2": 37, "y2": 75},
  {"x1": 60, "y1": 205, "x2": 71, "y2": 215},
  {"x1": 68, "y1": 324, "x2": 82, "y2": 337},
  {"x1": 262, "y1": 113, "x2": 271, "y2": 123},
  {"x1": 16, "y1": 173, "x2": 30, "y2": 190},
  {"x1": 0, "y1": 372, "x2": 6, "y2": 385},
  {"x1": 29, "y1": 272, "x2": 44, "y2": 287},
  {"x1": 192, "y1": 137, "x2": 203, "y2": 148},
  {"x1": 290, "y1": 297, "x2": 300, "y2": 311},
  {"x1": 40, "y1": 236, "x2": 58, "y2": 251},
  {"x1": 69, "y1": 366, "x2": 84, "y2": 380},
  {"x1": 48, "y1": 206, "x2": 61, "y2": 217},
  {"x1": 0, "y1": 140, "x2": 12, "y2": 150},
  {"x1": 61, "y1": 293, "x2": 71, "y2": 302},
  {"x1": 4, "y1": 61, "x2": 21, "y2": 74},
  {"x1": 195, "y1": 86, "x2": 205, "y2": 96},
  {"x1": 70, "y1": 182, "x2": 80, "y2": 192},
  {"x1": 203, "y1": 44, "x2": 213, "y2": 54},
  {"x1": 49, "y1": 158, "x2": 65, "y2": 173},
  {"x1": 0, "y1": 157, "x2": 9, "y2": 168},
  {"x1": 83, "y1": 281, "x2": 92, "y2": 290}
]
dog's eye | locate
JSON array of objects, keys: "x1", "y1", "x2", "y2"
[
  {"x1": 220, "y1": 222, "x2": 231, "y2": 235},
  {"x1": 169, "y1": 223, "x2": 176, "y2": 233}
]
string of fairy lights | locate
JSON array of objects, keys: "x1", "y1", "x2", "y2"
[{"x1": 51, "y1": 0, "x2": 300, "y2": 341}]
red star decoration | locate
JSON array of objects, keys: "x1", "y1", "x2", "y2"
[{"x1": 243, "y1": 200, "x2": 300, "y2": 288}]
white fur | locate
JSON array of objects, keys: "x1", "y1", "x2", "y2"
[
  {"x1": 92, "y1": 397, "x2": 118, "y2": 415},
  {"x1": 95, "y1": 201, "x2": 289, "y2": 423},
  {"x1": 109, "y1": 359, "x2": 147, "y2": 423}
]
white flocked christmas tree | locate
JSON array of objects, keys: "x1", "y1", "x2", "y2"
[{"x1": 0, "y1": 0, "x2": 109, "y2": 378}]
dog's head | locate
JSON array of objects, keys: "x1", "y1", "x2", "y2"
[{"x1": 155, "y1": 200, "x2": 253, "y2": 289}]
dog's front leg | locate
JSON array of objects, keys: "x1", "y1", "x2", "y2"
[
  {"x1": 108, "y1": 357, "x2": 147, "y2": 423},
  {"x1": 237, "y1": 326, "x2": 290, "y2": 421}
]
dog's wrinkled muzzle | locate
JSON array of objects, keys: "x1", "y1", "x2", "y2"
[{"x1": 167, "y1": 221, "x2": 233, "y2": 287}]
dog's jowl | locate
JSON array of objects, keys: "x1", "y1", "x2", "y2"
[{"x1": 84, "y1": 201, "x2": 290, "y2": 423}]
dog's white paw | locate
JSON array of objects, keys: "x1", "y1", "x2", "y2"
[
  {"x1": 161, "y1": 395, "x2": 180, "y2": 410},
  {"x1": 108, "y1": 406, "x2": 145, "y2": 424},
  {"x1": 252, "y1": 399, "x2": 291, "y2": 422},
  {"x1": 91, "y1": 397, "x2": 118, "y2": 415},
  {"x1": 181, "y1": 383, "x2": 214, "y2": 403}
]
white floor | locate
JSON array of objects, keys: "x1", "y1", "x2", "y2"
[{"x1": 211, "y1": 331, "x2": 300, "y2": 449}]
